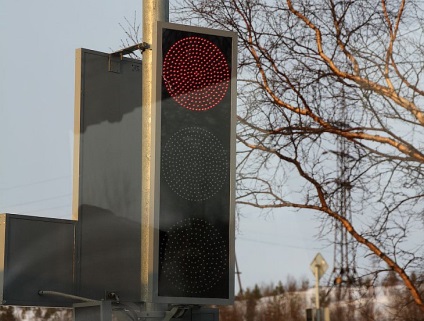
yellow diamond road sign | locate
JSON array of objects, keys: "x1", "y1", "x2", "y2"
[{"x1": 310, "y1": 253, "x2": 329, "y2": 280}]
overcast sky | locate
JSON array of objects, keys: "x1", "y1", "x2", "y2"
[{"x1": 0, "y1": 0, "x2": 331, "y2": 292}]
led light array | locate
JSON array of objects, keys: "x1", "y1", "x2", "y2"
[
  {"x1": 163, "y1": 36, "x2": 230, "y2": 111},
  {"x1": 158, "y1": 24, "x2": 234, "y2": 301},
  {"x1": 162, "y1": 127, "x2": 228, "y2": 201},
  {"x1": 160, "y1": 217, "x2": 227, "y2": 294}
]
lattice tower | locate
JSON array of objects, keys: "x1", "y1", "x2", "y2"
[{"x1": 331, "y1": 93, "x2": 357, "y2": 287}]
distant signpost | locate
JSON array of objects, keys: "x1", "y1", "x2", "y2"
[
  {"x1": 310, "y1": 253, "x2": 329, "y2": 281},
  {"x1": 310, "y1": 253, "x2": 329, "y2": 321}
]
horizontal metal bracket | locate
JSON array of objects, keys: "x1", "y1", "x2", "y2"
[{"x1": 111, "y1": 42, "x2": 150, "y2": 58}]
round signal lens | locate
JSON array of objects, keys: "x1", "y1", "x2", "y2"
[{"x1": 163, "y1": 36, "x2": 230, "y2": 111}]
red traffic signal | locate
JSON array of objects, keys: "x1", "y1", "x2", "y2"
[{"x1": 151, "y1": 22, "x2": 237, "y2": 305}]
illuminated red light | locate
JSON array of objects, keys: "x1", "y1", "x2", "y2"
[{"x1": 163, "y1": 36, "x2": 230, "y2": 111}]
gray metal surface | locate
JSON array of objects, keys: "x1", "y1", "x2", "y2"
[
  {"x1": 73, "y1": 301, "x2": 112, "y2": 321},
  {"x1": 73, "y1": 48, "x2": 142, "y2": 301},
  {"x1": 0, "y1": 214, "x2": 75, "y2": 307},
  {"x1": 182, "y1": 308, "x2": 219, "y2": 321}
]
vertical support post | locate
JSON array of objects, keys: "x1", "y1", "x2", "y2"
[
  {"x1": 141, "y1": 0, "x2": 169, "y2": 311},
  {"x1": 315, "y1": 265, "x2": 320, "y2": 309},
  {"x1": 315, "y1": 265, "x2": 320, "y2": 321}
]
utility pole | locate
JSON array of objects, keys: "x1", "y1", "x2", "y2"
[
  {"x1": 141, "y1": 0, "x2": 169, "y2": 317},
  {"x1": 235, "y1": 254, "x2": 244, "y2": 296}
]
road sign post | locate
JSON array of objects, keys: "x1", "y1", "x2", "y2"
[{"x1": 310, "y1": 253, "x2": 329, "y2": 320}]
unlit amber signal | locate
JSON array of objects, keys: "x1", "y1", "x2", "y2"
[
  {"x1": 162, "y1": 127, "x2": 228, "y2": 202},
  {"x1": 162, "y1": 36, "x2": 230, "y2": 111}
]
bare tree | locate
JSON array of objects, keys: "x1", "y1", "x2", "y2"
[{"x1": 173, "y1": 0, "x2": 424, "y2": 312}]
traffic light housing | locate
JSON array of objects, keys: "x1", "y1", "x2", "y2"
[{"x1": 150, "y1": 22, "x2": 236, "y2": 305}]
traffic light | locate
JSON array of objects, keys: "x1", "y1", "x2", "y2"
[{"x1": 151, "y1": 22, "x2": 237, "y2": 305}]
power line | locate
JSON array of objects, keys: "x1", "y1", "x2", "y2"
[
  {"x1": 22, "y1": 204, "x2": 72, "y2": 216},
  {"x1": 3, "y1": 193, "x2": 72, "y2": 209},
  {"x1": 237, "y1": 236, "x2": 330, "y2": 252},
  {"x1": 0, "y1": 175, "x2": 71, "y2": 191}
]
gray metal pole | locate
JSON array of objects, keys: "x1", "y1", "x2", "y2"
[
  {"x1": 315, "y1": 265, "x2": 320, "y2": 309},
  {"x1": 315, "y1": 265, "x2": 320, "y2": 321},
  {"x1": 141, "y1": 0, "x2": 169, "y2": 314}
]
